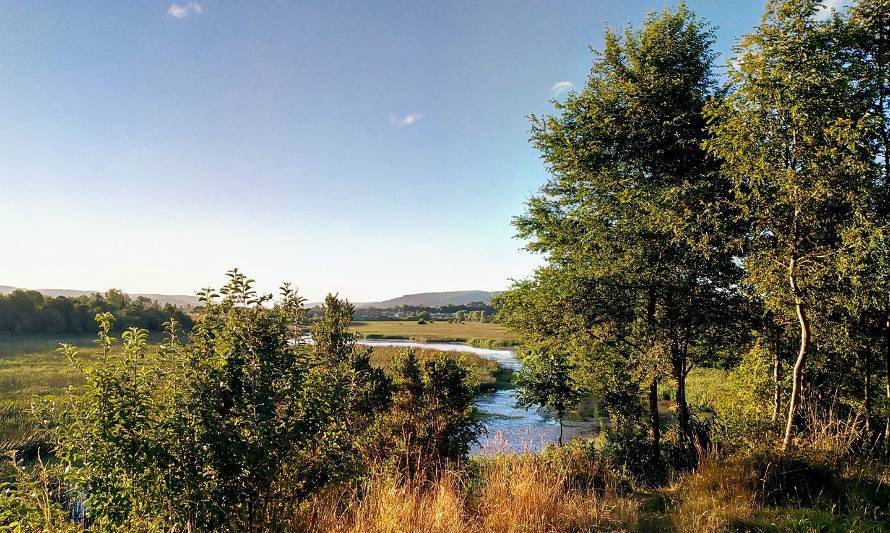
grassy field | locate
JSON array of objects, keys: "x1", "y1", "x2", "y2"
[
  {"x1": 351, "y1": 320, "x2": 518, "y2": 346},
  {"x1": 0, "y1": 333, "x2": 509, "y2": 450},
  {"x1": 0, "y1": 334, "x2": 103, "y2": 449}
]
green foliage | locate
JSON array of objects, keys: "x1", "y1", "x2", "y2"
[
  {"x1": 0, "y1": 289, "x2": 192, "y2": 336},
  {"x1": 2, "y1": 271, "x2": 490, "y2": 530},
  {"x1": 708, "y1": 341, "x2": 777, "y2": 447},
  {"x1": 704, "y1": 0, "x2": 880, "y2": 449},
  {"x1": 597, "y1": 422, "x2": 665, "y2": 485},
  {"x1": 514, "y1": 350, "x2": 585, "y2": 445},
  {"x1": 0, "y1": 453, "x2": 77, "y2": 532},
  {"x1": 368, "y1": 350, "x2": 482, "y2": 476},
  {"x1": 497, "y1": 3, "x2": 744, "y2": 459},
  {"x1": 39, "y1": 272, "x2": 398, "y2": 530}
]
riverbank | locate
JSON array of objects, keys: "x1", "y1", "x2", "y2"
[{"x1": 351, "y1": 320, "x2": 519, "y2": 347}]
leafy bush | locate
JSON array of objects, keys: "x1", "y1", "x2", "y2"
[
  {"x1": 707, "y1": 341, "x2": 775, "y2": 448},
  {"x1": 40, "y1": 271, "x2": 396, "y2": 530},
  {"x1": 366, "y1": 350, "x2": 482, "y2": 477},
  {"x1": 0, "y1": 452, "x2": 77, "y2": 532},
  {"x1": 598, "y1": 422, "x2": 665, "y2": 485},
  {"x1": 5, "y1": 271, "x2": 488, "y2": 530}
]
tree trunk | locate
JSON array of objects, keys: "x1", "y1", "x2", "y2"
[
  {"x1": 885, "y1": 313, "x2": 889, "y2": 457},
  {"x1": 672, "y1": 346, "x2": 691, "y2": 445},
  {"x1": 772, "y1": 348, "x2": 782, "y2": 424},
  {"x1": 782, "y1": 263, "x2": 810, "y2": 452},
  {"x1": 648, "y1": 377, "x2": 660, "y2": 467},
  {"x1": 865, "y1": 348, "x2": 873, "y2": 435},
  {"x1": 558, "y1": 417, "x2": 564, "y2": 446}
]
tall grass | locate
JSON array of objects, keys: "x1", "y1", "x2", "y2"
[{"x1": 296, "y1": 453, "x2": 639, "y2": 532}]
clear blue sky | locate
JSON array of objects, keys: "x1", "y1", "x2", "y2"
[{"x1": 1, "y1": 1, "x2": 787, "y2": 301}]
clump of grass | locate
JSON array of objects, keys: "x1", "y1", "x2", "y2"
[
  {"x1": 669, "y1": 446, "x2": 890, "y2": 532},
  {"x1": 296, "y1": 452, "x2": 639, "y2": 532},
  {"x1": 670, "y1": 451, "x2": 757, "y2": 532},
  {"x1": 466, "y1": 337, "x2": 519, "y2": 349}
]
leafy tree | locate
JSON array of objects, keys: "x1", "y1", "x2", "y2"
[
  {"x1": 514, "y1": 349, "x2": 585, "y2": 445},
  {"x1": 498, "y1": 4, "x2": 741, "y2": 464},
  {"x1": 705, "y1": 0, "x2": 874, "y2": 450},
  {"x1": 0, "y1": 289, "x2": 192, "y2": 335},
  {"x1": 844, "y1": 0, "x2": 890, "y2": 450}
]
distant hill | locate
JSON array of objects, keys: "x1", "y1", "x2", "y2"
[
  {"x1": 0, "y1": 285, "x2": 199, "y2": 309},
  {"x1": 347, "y1": 290, "x2": 499, "y2": 309}
]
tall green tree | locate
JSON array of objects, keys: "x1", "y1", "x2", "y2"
[
  {"x1": 845, "y1": 0, "x2": 890, "y2": 447},
  {"x1": 498, "y1": 4, "x2": 740, "y2": 463},
  {"x1": 705, "y1": 0, "x2": 874, "y2": 451}
]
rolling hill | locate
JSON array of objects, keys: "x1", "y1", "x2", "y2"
[{"x1": 349, "y1": 290, "x2": 499, "y2": 309}]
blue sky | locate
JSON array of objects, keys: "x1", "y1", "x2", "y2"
[{"x1": 1, "y1": 1, "x2": 800, "y2": 301}]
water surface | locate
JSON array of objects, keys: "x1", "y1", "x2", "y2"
[{"x1": 358, "y1": 339, "x2": 596, "y2": 452}]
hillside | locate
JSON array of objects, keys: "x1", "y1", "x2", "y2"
[
  {"x1": 0, "y1": 285, "x2": 199, "y2": 309},
  {"x1": 352, "y1": 290, "x2": 498, "y2": 309}
]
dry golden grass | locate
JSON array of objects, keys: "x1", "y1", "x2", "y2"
[
  {"x1": 669, "y1": 452, "x2": 756, "y2": 532},
  {"x1": 297, "y1": 454, "x2": 639, "y2": 533}
]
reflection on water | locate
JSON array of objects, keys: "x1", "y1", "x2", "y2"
[{"x1": 357, "y1": 339, "x2": 596, "y2": 453}]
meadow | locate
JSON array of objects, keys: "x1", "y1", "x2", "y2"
[
  {"x1": 0, "y1": 335, "x2": 97, "y2": 449},
  {"x1": 351, "y1": 320, "x2": 518, "y2": 347},
  {"x1": 0, "y1": 333, "x2": 507, "y2": 450}
]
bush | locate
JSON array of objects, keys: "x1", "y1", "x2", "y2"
[
  {"x1": 365, "y1": 350, "x2": 482, "y2": 477},
  {"x1": 598, "y1": 422, "x2": 666, "y2": 485},
  {"x1": 41, "y1": 271, "x2": 395, "y2": 530},
  {"x1": 689, "y1": 342, "x2": 775, "y2": 449}
]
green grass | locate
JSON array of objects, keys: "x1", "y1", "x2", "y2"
[
  {"x1": 0, "y1": 334, "x2": 101, "y2": 449},
  {"x1": 0, "y1": 333, "x2": 169, "y2": 449},
  {"x1": 367, "y1": 345, "x2": 511, "y2": 391},
  {"x1": 350, "y1": 321, "x2": 518, "y2": 345},
  {"x1": 0, "y1": 332, "x2": 511, "y2": 449}
]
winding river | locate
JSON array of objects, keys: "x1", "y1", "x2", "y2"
[{"x1": 357, "y1": 339, "x2": 597, "y2": 453}]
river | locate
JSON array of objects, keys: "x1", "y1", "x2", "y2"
[{"x1": 357, "y1": 339, "x2": 597, "y2": 453}]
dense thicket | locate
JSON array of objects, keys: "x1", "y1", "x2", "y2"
[{"x1": 0, "y1": 289, "x2": 193, "y2": 335}]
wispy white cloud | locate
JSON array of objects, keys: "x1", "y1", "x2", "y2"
[
  {"x1": 550, "y1": 81, "x2": 574, "y2": 97},
  {"x1": 390, "y1": 113, "x2": 423, "y2": 127},
  {"x1": 167, "y1": 2, "x2": 204, "y2": 18},
  {"x1": 815, "y1": 0, "x2": 849, "y2": 20}
]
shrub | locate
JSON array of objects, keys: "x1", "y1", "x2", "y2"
[
  {"x1": 42, "y1": 271, "x2": 395, "y2": 530},
  {"x1": 0, "y1": 452, "x2": 78, "y2": 532},
  {"x1": 598, "y1": 422, "x2": 665, "y2": 485},
  {"x1": 366, "y1": 350, "x2": 482, "y2": 477}
]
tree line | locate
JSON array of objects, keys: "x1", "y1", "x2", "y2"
[
  {"x1": 0, "y1": 289, "x2": 193, "y2": 335},
  {"x1": 497, "y1": 0, "x2": 889, "y2": 474}
]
